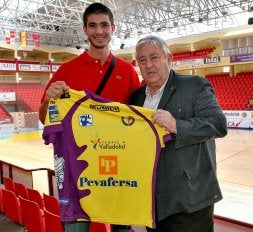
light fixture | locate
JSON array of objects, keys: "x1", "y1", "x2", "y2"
[
  {"x1": 223, "y1": 66, "x2": 230, "y2": 72},
  {"x1": 248, "y1": 17, "x2": 253, "y2": 25},
  {"x1": 120, "y1": 43, "x2": 125, "y2": 49},
  {"x1": 22, "y1": 51, "x2": 27, "y2": 58},
  {"x1": 173, "y1": 21, "x2": 178, "y2": 27},
  {"x1": 248, "y1": 6, "x2": 253, "y2": 12},
  {"x1": 198, "y1": 18, "x2": 203, "y2": 23}
]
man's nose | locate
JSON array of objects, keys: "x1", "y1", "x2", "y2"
[
  {"x1": 95, "y1": 26, "x2": 103, "y2": 33},
  {"x1": 145, "y1": 58, "x2": 153, "y2": 67}
]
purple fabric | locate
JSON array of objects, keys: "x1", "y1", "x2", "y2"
[{"x1": 43, "y1": 90, "x2": 167, "y2": 227}]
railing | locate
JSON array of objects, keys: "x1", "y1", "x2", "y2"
[
  {"x1": 1, "y1": 160, "x2": 253, "y2": 229},
  {"x1": 0, "y1": 159, "x2": 56, "y2": 196},
  {"x1": 214, "y1": 215, "x2": 253, "y2": 229}
]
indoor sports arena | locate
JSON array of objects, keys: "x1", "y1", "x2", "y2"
[{"x1": 0, "y1": 0, "x2": 253, "y2": 232}]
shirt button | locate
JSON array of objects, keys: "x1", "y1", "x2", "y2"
[
  {"x1": 99, "y1": 70, "x2": 102, "y2": 73},
  {"x1": 95, "y1": 60, "x2": 98, "y2": 63}
]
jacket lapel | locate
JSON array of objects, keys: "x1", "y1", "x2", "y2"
[
  {"x1": 130, "y1": 85, "x2": 146, "y2": 107},
  {"x1": 137, "y1": 88, "x2": 146, "y2": 106},
  {"x1": 157, "y1": 70, "x2": 176, "y2": 109}
]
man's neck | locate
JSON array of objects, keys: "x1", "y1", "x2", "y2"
[
  {"x1": 87, "y1": 47, "x2": 110, "y2": 64},
  {"x1": 147, "y1": 78, "x2": 168, "y2": 96}
]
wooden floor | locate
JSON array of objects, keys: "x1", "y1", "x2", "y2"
[
  {"x1": 0, "y1": 129, "x2": 253, "y2": 230},
  {"x1": 215, "y1": 129, "x2": 253, "y2": 224}
]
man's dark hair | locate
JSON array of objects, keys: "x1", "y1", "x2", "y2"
[{"x1": 83, "y1": 3, "x2": 114, "y2": 26}]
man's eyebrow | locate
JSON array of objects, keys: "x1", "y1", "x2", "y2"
[
  {"x1": 87, "y1": 21, "x2": 109, "y2": 25},
  {"x1": 137, "y1": 55, "x2": 146, "y2": 59}
]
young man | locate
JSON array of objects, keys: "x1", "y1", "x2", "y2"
[
  {"x1": 129, "y1": 35, "x2": 227, "y2": 232},
  {"x1": 39, "y1": 3, "x2": 140, "y2": 232},
  {"x1": 39, "y1": 2, "x2": 140, "y2": 124}
]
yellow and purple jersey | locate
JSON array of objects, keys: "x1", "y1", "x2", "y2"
[{"x1": 43, "y1": 89, "x2": 171, "y2": 228}]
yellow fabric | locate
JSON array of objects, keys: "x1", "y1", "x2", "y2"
[{"x1": 44, "y1": 89, "x2": 167, "y2": 227}]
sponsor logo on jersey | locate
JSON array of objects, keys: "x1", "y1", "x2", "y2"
[
  {"x1": 59, "y1": 199, "x2": 70, "y2": 205},
  {"x1": 99, "y1": 156, "x2": 118, "y2": 175},
  {"x1": 91, "y1": 135, "x2": 126, "y2": 150},
  {"x1": 79, "y1": 176, "x2": 138, "y2": 187},
  {"x1": 90, "y1": 104, "x2": 120, "y2": 112},
  {"x1": 121, "y1": 116, "x2": 135, "y2": 126},
  {"x1": 79, "y1": 114, "x2": 93, "y2": 126},
  {"x1": 48, "y1": 104, "x2": 60, "y2": 122}
]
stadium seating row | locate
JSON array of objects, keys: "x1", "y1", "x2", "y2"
[
  {"x1": 0, "y1": 83, "x2": 45, "y2": 112},
  {"x1": 172, "y1": 47, "x2": 215, "y2": 61},
  {"x1": 0, "y1": 107, "x2": 10, "y2": 117},
  {"x1": 1, "y1": 177, "x2": 62, "y2": 232},
  {"x1": 206, "y1": 72, "x2": 253, "y2": 110},
  {"x1": 0, "y1": 177, "x2": 112, "y2": 232}
]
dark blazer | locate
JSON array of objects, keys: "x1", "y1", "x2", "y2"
[{"x1": 129, "y1": 70, "x2": 227, "y2": 222}]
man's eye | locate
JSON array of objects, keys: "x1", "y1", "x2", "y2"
[
  {"x1": 88, "y1": 24, "x2": 96, "y2": 28},
  {"x1": 151, "y1": 56, "x2": 158, "y2": 60},
  {"x1": 101, "y1": 23, "x2": 110, "y2": 27},
  {"x1": 139, "y1": 59, "x2": 146, "y2": 64}
]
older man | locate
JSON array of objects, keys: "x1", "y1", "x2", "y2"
[{"x1": 129, "y1": 35, "x2": 227, "y2": 232}]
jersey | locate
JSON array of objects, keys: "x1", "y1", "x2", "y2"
[{"x1": 43, "y1": 89, "x2": 171, "y2": 228}]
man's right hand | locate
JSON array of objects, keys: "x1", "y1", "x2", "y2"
[
  {"x1": 39, "y1": 81, "x2": 69, "y2": 124},
  {"x1": 43, "y1": 81, "x2": 70, "y2": 103}
]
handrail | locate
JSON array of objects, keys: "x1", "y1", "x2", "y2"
[
  {"x1": 214, "y1": 214, "x2": 253, "y2": 228},
  {"x1": 0, "y1": 159, "x2": 55, "y2": 195}
]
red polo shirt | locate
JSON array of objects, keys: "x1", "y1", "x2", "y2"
[{"x1": 42, "y1": 51, "x2": 140, "y2": 104}]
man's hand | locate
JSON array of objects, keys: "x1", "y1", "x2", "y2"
[
  {"x1": 44, "y1": 81, "x2": 69, "y2": 103},
  {"x1": 39, "y1": 81, "x2": 69, "y2": 124},
  {"x1": 152, "y1": 109, "x2": 177, "y2": 134}
]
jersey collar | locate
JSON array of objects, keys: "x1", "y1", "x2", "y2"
[{"x1": 82, "y1": 51, "x2": 112, "y2": 64}]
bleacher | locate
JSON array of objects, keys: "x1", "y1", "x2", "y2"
[
  {"x1": 172, "y1": 47, "x2": 215, "y2": 61},
  {"x1": 0, "y1": 163, "x2": 112, "y2": 232},
  {"x1": 0, "y1": 106, "x2": 10, "y2": 118},
  {"x1": 206, "y1": 72, "x2": 253, "y2": 110},
  {"x1": 0, "y1": 83, "x2": 45, "y2": 113}
]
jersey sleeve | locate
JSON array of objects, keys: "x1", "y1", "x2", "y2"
[
  {"x1": 42, "y1": 99, "x2": 64, "y2": 145},
  {"x1": 43, "y1": 89, "x2": 85, "y2": 145}
]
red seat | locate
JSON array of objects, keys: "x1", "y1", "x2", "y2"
[
  {"x1": 19, "y1": 195, "x2": 45, "y2": 232},
  {"x1": 28, "y1": 187, "x2": 44, "y2": 209},
  {"x1": 0, "y1": 188, "x2": 3, "y2": 213},
  {"x1": 3, "y1": 177, "x2": 15, "y2": 192},
  {"x1": 2, "y1": 188, "x2": 22, "y2": 224},
  {"x1": 14, "y1": 182, "x2": 29, "y2": 199},
  {"x1": 44, "y1": 208, "x2": 63, "y2": 232},
  {"x1": 43, "y1": 193, "x2": 60, "y2": 215}
]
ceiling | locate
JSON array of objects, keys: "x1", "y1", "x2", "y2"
[{"x1": 0, "y1": 0, "x2": 253, "y2": 50}]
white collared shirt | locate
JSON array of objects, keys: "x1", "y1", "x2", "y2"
[{"x1": 143, "y1": 80, "x2": 168, "y2": 110}]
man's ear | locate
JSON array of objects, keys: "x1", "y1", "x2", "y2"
[
  {"x1": 111, "y1": 24, "x2": 116, "y2": 33},
  {"x1": 83, "y1": 26, "x2": 87, "y2": 34},
  {"x1": 167, "y1": 54, "x2": 173, "y2": 66}
]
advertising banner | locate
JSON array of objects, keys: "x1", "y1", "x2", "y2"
[
  {"x1": 230, "y1": 54, "x2": 253, "y2": 63},
  {"x1": 224, "y1": 110, "x2": 253, "y2": 129}
]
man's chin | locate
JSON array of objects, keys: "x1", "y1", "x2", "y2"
[
  {"x1": 90, "y1": 40, "x2": 107, "y2": 49},
  {"x1": 146, "y1": 75, "x2": 157, "y2": 80},
  {"x1": 92, "y1": 43, "x2": 107, "y2": 49}
]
